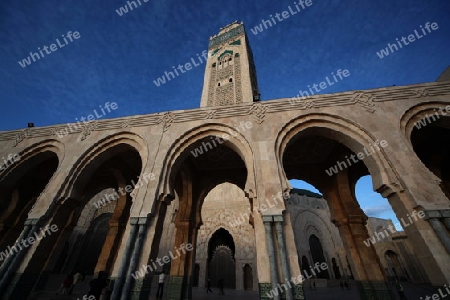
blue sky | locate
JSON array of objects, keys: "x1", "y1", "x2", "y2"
[
  {"x1": 0, "y1": 0, "x2": 449, "y2": 131},
  {"x1": 290, "y1": 177, "x2": 403, "y2": 230},
  {"x1": 1, "y1": 0, "x2": 449, "y2": 224}
]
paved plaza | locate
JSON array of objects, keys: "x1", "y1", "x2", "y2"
[{"x1": 30, "y1": 276, "x2": 443, "y2": 300}]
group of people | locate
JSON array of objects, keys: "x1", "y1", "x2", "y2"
[
  {"x1": 57, "y1": 270, "x2": 165, "y2": 300},
  {"x1": 206, "y1": 278, "x2": 225, "y2": 295},
  {"x1": 56, "y1": 271, "x2": 109, "y2": 299},
  {"x1": 55, "y1": 270, "x2": 229, "y2": 299}
]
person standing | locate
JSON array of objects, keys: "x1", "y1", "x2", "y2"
[
  {"x1": 69, "y1": 271, "x2": 82, "y2": 295},
  {"x1": 156, "y1": 271, "x2": 165, "y2": 299},
  {"x1": 218, "y1": 278, "x2": 224, "y2": 295},
  {"x1": 396, "y1": 280, "x2": 407, "y2": 300},
  {"x1": 206, "y1": 278, "x2": 212, "y2": 293}
]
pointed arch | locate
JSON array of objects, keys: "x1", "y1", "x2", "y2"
[
  {"x1": 55, "y1": 132, "x2": 148, "y2": 201},
  {"x1": 0, "y1": 139, "x2": 63, "y2": 184},
  {"x1": 275, "y1": 113, "x2": 404, "y2": 197},
  {"x1": 400, "y1": 101, "x2": 450, "y2": 143},
  {"x1": 157, "y1": 123, "x2": 256, "y2": 201}
]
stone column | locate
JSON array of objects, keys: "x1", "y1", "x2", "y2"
[
  {"x1": 0, "y1": 221, "x2": 32, "y2": 279},
  {"x1": 236, "y1": 260, "x2": 246, "y2": 290},
  {"x1": 438, "y1": 210, "x2": 450, "y2": 235},
  {"x1": 334, "y1": 217, "x2": 393, "y2": 300},
  {"x1": 167, "y1": 220, "x2": 193, "y2": 300},
  {"x1": 274, "y1": 215, "x2": 292, "y2": 300},
  {"x1": 198, "y1": 262, "x2": 206, "y2": 290},
  {"x1": 428, "y1": 218, "x2": 450, "y2": 253},
  {"x1": 444, "y1": 218, "x2": 450, "y2": 232},
  {"x1": 121, "y1": 217, "x2": 148, "y2": 299},
  {"x1": 0, "y1": 219, "x2": 37, "y2": 295},
  {"x1": 424, "y1": 210, "x2": 450, "y2": 254},
  {"x1": 182, "y1": 221, "x2": 197, "y2": 300},
  {"x1": 263, "y1": 216, "x2": 279, "y2": 300},
  {"x1": 95, "y1": 190, "x2": 128, "y2": 274},
  {"x1": 325, "y1": 170, "x2": 392, "y2": 300},
  {"x1": 110, "y1": 220, "x2": 138, "y2": 300}
]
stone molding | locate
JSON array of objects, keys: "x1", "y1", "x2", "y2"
[{"x1": 2, "y1": 82, "x2": 450, "y2": 143}]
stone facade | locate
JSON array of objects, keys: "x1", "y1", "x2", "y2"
[{"x1": 289, "y1": 189, "x2": 428, "y2": 285}]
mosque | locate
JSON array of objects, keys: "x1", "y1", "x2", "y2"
[{"x1": 0, "y1": 21, "x2": 449, "y2": 300}]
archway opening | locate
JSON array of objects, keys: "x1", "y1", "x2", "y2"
[
  {"x1": 24, "y1": 143, "x2": 143, "y2": 291},
  {"x1": 309, "y1": 234, "x2": 330, "y2": 279},
  {"x1": 356, "y1": 175, "x2": 403, "y2": 232},
  {"x1": 243, "y1": 264, "x2": 253, "y2": 290},
  {"x1": 411, "y1": 115, "x2": 450, "y2": 199},
  {"x1": 73, "y1": 213, "x2": 112, "y2": 274},
  {"x1": 195, "y1": 182, "x2": 255, "y2": 291},
  {"x1": 282, "y1": 130, "x2": 388, "y2": 284},
  {"x1": 207, "y1": 228, "x2": 236, "y2": 289},
  {"x1": 0, "y1": 150, "x2": 59, "y2": 257},
  {"x1": 384, "y1": 250, "x2": 408, "y2": 281},
  {"x1": 165, "y1": 135, "x2": 251, "y2": 297},
  {"x1": 289, "y1": 179, "x2": 347, "y2": 280}
]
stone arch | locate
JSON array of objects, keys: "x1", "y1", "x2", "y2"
[
  {"x1": 292, "y1": 208, "x2": 344, "y2": 279},
  {"x1": 157, "y1": 123, "x2": 256, "y2": 201},
  {"x1": 197, "y1": 183, "x2": 255, "y2": 260},
  {"x1": 16, "y1": 132, "x2": 147, "y2": 292},
  {"x1": 384, "y1": 249, "x2": 405, "y2": 280},
  {"x1": 195, "y1": 179, "x2": 255, "y2": 229},
  {"x1": 58, "y1": 188, "x2": 118, "y2": 274},
  {"x1": 400, "y1": 101, "x2": 450, "y2": 144},
  {"x1": 293, "y1": 211, "x2": 340, "y2": 251},
  {"x1": 399, "y1": 101, "x2": 450, "y2": 197},
  {"x1": 243, "y1": 263, "x2": 253, "y2": 290},
  {"x1": 309, "y1": 234, "x2": 330, "y2": 278},
  {"x1": 0, "y1": 139, "x2": 62, "y2": 251},
  {"x1": 73, "y1": 212, "x2": 113, "y2": 274},
  {"x1": 275, "y1": 113, "x2": 404, "y2": 195},
  {"x1": 0, "y1": 139, "x2": 63, "y2": 183},
  {"x1": 206, "y1": 228, "x2": 236, "y2": 289},
  {"x1": 56, "y1": 132, "x2": 148, "y2": 201},
  {"x1": 198, "y1": 221, "x2": 254, "y2": 262},
  {"x1": 195, "y1": 183, "x2": 257, "y2": 291},
  {"x1": 276, "y1": 113, "x2": 405, "y2": 290}
]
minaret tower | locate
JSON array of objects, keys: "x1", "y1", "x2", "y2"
[{"x1": 200, "y1": 21, "x2": 260, "y2": 107}]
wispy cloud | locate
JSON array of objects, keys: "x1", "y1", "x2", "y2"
[{"x1": 363, "y1": 203, "x2": 392, "y2": 217}]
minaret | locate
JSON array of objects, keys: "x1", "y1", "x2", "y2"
[{"x1": 200, "y1": 21, "x2": 260, "y2": 107}]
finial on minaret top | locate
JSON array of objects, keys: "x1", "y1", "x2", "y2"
[
  {"x1": 210, "y1": 21, "x2": 244, "y2": 40},
  {"x1": 220, "y1": 20, "x2": 241, "y2": 30}
]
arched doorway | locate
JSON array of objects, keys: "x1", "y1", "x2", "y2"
[
  {"x1": 301, "y1": 256, "x2": 311, "y2": 274},
  {"x1": 332, "y1": 258, "x2": 341, "y2": 279},
  {"x1": 410, "y1": 115, "x2": 450, "y2": 199},
  {"x1": 279, "y1": 121, "x2": 393, "y2": 298},
  {"x1": 0, "y1": 150, "x2": 59, "y2": 256},
  {"x1": 243, "y1": 264, "x2": 253, "y2": 290},
  {"x1": 309, "y1": 234, "x2": 330, "y2": 279},
  {"x1": 72, "y1": 213, "x2": 112, "y2": 274},
  {"x1": 385, "y1": 250, "x2": 405, "y2": 281},
  {"x1": 159, "y1": 128, "x2": 255, "y2": 299},
  {"x1": 13, "y1": 142, "x2": 143, "y2": 298},
  {"x1": 207, "y1": 228, "x2": 236, "y2": 289}
]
